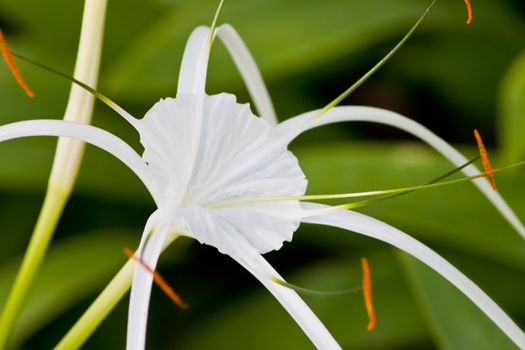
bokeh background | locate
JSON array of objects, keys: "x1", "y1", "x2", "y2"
[{"x1": 0, "y1": 0, "x2": 524, "y2": 348}]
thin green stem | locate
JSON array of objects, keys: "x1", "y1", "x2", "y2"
[
  {"x1": 0, "y1": 1, "x2": 107, "y2": 347},
  {"x1": 271, "y1": 277, "x2": 362, "y2": 297},
  {"x1": 314, "y1": 0, "x2": 437, "y2": 118},
  {"x1": 0, "y1": 188, "x2": 68, "y2": 348},
  {"x1": 209, "y1": 0, "x2": 225, "y2": 47},
  {"x1": 210, "y1": 156, "x2": 481, "y2": 207},
  {"x1": 55, "y1": 259, "x2": 134, "y2": 350},
  {"x1": 11, "y1": 51, "x2": 136, "y2": 126},
  {"x1": 56, "y1": 234, "x2": 180, "y2": 349}
]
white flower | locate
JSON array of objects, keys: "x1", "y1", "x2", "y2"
[{"x1": 2, "y1": 23, "x2": 525, "y2": 350}]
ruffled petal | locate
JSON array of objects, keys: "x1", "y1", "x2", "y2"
[
  {"x1": 216, "y1": 24, "x2": 277, "y2": 125},
  {"x1": 139, "y1": 93, "x2": 306, "y2": 207},
  {"x1": 138, "y1": 94, "x2": 206, "y2": 204},
  {"x1": 301, "y1": 202, "x2": 525, "y2": 349},
  {"x1": 276, "y1": 106, "x2": 525, "y2": 240},
  {"x1": 0, "y1": 119, "x2": 157, "y2": 203},
  {"x1": 139, "y1": 93, "x2": 306, "y2": 254},
  {"x1": 177, "y1": 26, "x2": 211, "y2": 95},
  {"x1": 181, "y1": 201, "x2": 302, "y2": 257}
]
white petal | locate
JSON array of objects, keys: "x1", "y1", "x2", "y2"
[
  {"x1": 235, "y1": 254, "x2": 341, "y2": 350},
  {"x1": 181, "y1": 202, "x2": 302, "y2": 257},
  {"x1": 177, "y1": 26, "x2": 211, "y2": 95},
  {"x1": 139, "y1": 94, "x2": 206, "y2": 204},
  {"x1": 276, "y1": 106, "x2": 525, "y2": 240},
  {"x1": 126, "y1": 211, "x2": 167, "y2": 350},
  {"x1": 216, "y1": 24, "x2": 277, "y2": 125},
  {"x1": 187, "y1": 218, "x2": 341, "y2": 349},
  {"x1": 0, "y1": 119, "x2": 157, "y2": 203},
  {"x1": 301, "y1": 202, "x2": 525, "y2": 349}
]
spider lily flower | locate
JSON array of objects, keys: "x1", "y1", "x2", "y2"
[{"x1": 2, "y1": 10, "x2": 525, "y2": 350}]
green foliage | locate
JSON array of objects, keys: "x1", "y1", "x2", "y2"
[
  {"x1": 397, "y1": 251, "x2": 519, "y2": 350},
  {"x1": 499, "y1": 49, "x2": 525, "y2": 162},
  {"x1": 0, "y1": 0, "x2": 524, "y2": 348}
]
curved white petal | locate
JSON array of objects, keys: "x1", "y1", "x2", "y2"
[
  {"x1": 0, "y1": 119, "x2": 158, "y2": 203},
  {"x1": 276, "y1": 106, "x2": 525, "y2": 240},
  {"x1": 126, "y1": 211, "x2": 167, "y2": 350},
  {"x1": 235, "y1": 254, "x2": 341, "y2": 350},
  {"x1": 301, "y1": 202, "x2": 525, "y2": 349},
  {"x1": 216, "y1": 24, "x2": 277, "y2": 125},
  {"x1": 177, "y1": 26, "x2": 212, "y2": 95}
]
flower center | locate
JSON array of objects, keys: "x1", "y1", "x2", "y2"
[{"x1": 137, "y1": 93, "x2": 307, "y2": 256}]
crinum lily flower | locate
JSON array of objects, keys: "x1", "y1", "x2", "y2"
[{"x1": 2, "y1": 6, "x2": 525, "y2": 350}]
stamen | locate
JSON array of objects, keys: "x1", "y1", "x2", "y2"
[
  {"x1": 0, "y1": 29, "x2": 34, "y2": 97},
  {"x1": 270, "y1": 276, "x2": 361, "y2": 297},
  {"x1": 474, "y1": 129, "x2": 497, "y2": 191},
  {"x1": 314, "y1": 0, "x2": 437, "y2": 118},
  {"x1": 8, "y1": 51, "x2": 139, "y2": 126},
  {"x1": 211, "y1": 156, "x2": 482, "y2": 208},
  {"x1": 464, "y1": 0, "x2": 473, "y2": 24},
  {"x1": 209, "y1": 0, "x2": 226, "y2": 45},
  {"x1": 213, "y1": 157, "x2": 525, "y2": 213},
  {"x1": 123, "y1": 248, "x2": 188, "y2": 309},
  {"x1": 361, "y1": 258, "x2": 375, "y2": 331}
]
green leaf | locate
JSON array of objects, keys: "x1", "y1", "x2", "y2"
[
  {"x1": 499, "y1": 49, "x2": 525, "y2": 162},
  {"x1": 396, "y1": 250, "x2": 519, "y2": 350}
]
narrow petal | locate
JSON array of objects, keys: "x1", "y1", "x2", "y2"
[
  {"x1": 177, "y1": 26, "x2": 212, "y2": 95},
  {"x1": 0, "y1": 119, "x2": 158, "y2": 203},
  {"x1": 232, "y1": 249, "x2": 341, "y2": 349},
  {"x1": 301, "y1": 202, "x2": 525, "y2": 349},
  {"x1": 126, "y1": 211, "x2": 168, "y2": 350},
  {"x1": 276, "y1": 106, "x2": 525, "y2": 240},
  {"x1": 216, "y1": 24, "x2": 277, "y2": 125}
]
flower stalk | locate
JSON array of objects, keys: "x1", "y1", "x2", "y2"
[{"x1": 0, "y1": 0, "x2": 107, "y2": 347}]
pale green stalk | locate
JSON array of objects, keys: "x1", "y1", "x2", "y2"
[
  {"x1": 55, "y1": 259, "x2": 134, "y2": 350},
  {"x1": 211, "y1": 161, "x2": 520, "y2": 207},
  {"x1": 0, "y1": 1, "x2": 107, "y2": 347},
  {"x1": 56, "y1": 234, "x2": 180, "y2": 349}
]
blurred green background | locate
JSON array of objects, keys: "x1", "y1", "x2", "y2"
[{"x1": 0, "y1": 0, "x2": 524, "y2": 348}]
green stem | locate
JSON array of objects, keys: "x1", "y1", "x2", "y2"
[
  {"x1": 55, "y1": 234, "x2": 180, "y2": 349},
  {"x1": 0, "y1": 188, "x2": 68, "y2": 348},
  {"x1": 54, "y1": 260, "x2": 134, "y2": 350},
  {"x1": 315, "y1": 0, "x2": 437, "y2": 118},
  {"x1": 0, "y1": 1, "x2": 107, "y2": 347}
]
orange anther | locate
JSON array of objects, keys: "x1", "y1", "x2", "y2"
[
  {"x1": 464, "y1": 0, "x2": 473, "y2": 24},
  {"x1": 0, "y1": 29, "x2": 34, "y2": 97},
  {"x1": 124, "y1": 247, "x2": 188, "y2": 309},
  {"x1": 361, "y1": 257, "x2": 375, "y2": 331},
  {"x1": 473, "y1": 129, "x2": 497, "y2": 191}
]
